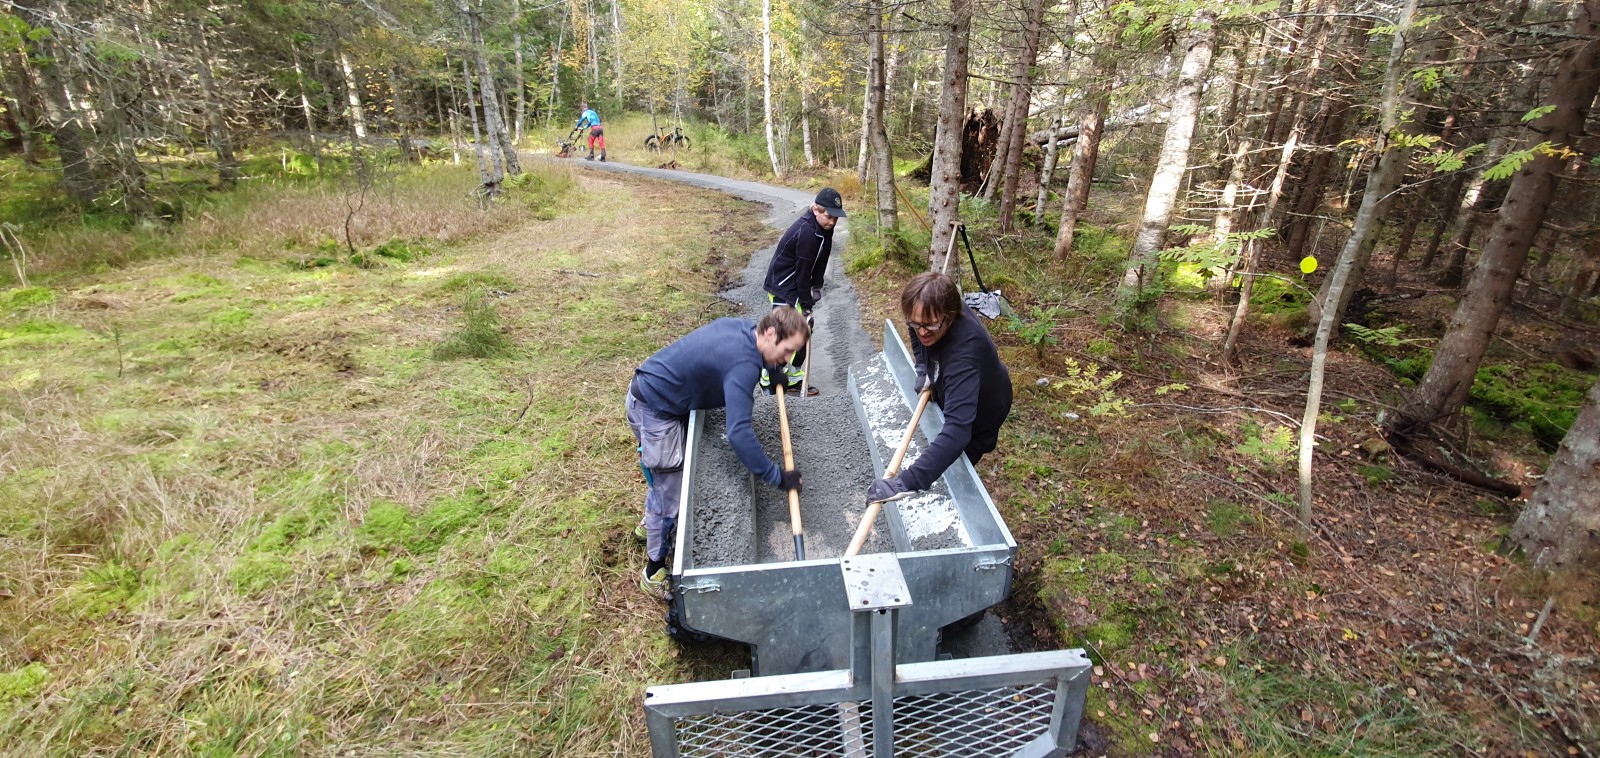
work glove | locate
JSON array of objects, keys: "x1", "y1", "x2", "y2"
[
  {"x1": 866, "y1": 475, "x2": 909, "y2": 504},
  {"x1": 780, "y1": 468, "x2": 803, "y2": 492},
  {"x1": 809, "y1": 287, "x2": 823, "y2": 304},
  {"x1": 913, "y1": 364, "x2": 933, "y2": 394},
  {"x1": 760, "y1": 368, "x2": 793, "y2": 395}
]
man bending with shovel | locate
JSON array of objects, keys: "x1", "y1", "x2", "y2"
[
  {"x1": 867, "y1": 272, "x2": 1013, "y2": 504},
  {"x1": 628, "y1": 308, "x2": 809, "y2": 599}
]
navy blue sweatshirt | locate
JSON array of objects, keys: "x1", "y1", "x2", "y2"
[
  {"x1": 901, "y1": 305, "x2": 1013, "y2": 491},
  {"x1": 762, "y1": 210, "x2": 833, "y2": 310},
  {"x1": 632, "y1": 318, "x2": 783, "y2": 487}
]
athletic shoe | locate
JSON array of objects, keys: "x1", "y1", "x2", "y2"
[
  {"x1": 632, "y1": 522, "x2": 647, "y2": 543},
  {"x1": 641, "y1": 567, "x2": 670, "y2": 600}
]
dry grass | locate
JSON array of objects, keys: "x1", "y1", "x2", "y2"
[
  {"x1": 16, "y1": 164, "x2": 534, "y2": 280},
  {"x1": 0, "y1": 165, "x2": 776, "y2": 755}
]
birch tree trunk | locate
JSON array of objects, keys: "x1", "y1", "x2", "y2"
[
  {"x1": 339, "y1": 47, "x2": 367, "y2": 139},
  {"x1": 291, "y1": 44, "x2": 321, "y2": 166},
  {"x1": 1399, "y1": 0, "x2": 1600, "y2": 428},
  {"x1": 761, "y1": 0, "x2": 781, "y2": 177},
  {"x1": 928, "y1": 0, "x2": 974, "y2": 272},
  {"x1": 1033, "y1": 116, "x2": 1062, "y2": 221},
  {"x1": 1118, "y1": 9, "x2": 1215, "y2": 307},
  {"x1": 867, "y1": 0, "x2": 897, "y2": 229},
  {"x1": 1299, "y1": 0, "x2": 1421, "y2": 528},
  {"x1": 548, "y1": 28, "x2": 563, "y2": 125},
  {"x1": 463, "y1": 0, "x2": 520, "y2": 176},
  {"x1": 1511, "y1": 376, "x2": 1600, "y2": 568},
  {"x1": 996, "y1": 0, "x2": 1051, "y2": 231},
  {"x1": 612, "y1": 0, "x2": 623, "y2": 103},
  {"x1": 513, "y1": 0, "x2": 526, "y2": 144},
  {"x1": 857, "y1": 57, "x2": 872, "y2": 185},
  {"x1": 799, "y1": 22, "x2": 815, "y2": 167},
  {"x1": 461, "y1": 55, "x2": 496, "y2": 189}
]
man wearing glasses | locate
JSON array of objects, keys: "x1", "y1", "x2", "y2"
[{"x1": 867, "y1": 272, "x2": 1014, "y2": 503}]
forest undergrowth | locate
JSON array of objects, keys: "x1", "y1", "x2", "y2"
[{"x1": 843, "y1": 179, "x2": 1600, "y2": 755}]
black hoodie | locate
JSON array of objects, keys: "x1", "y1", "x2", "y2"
[
  {"x1": 900, "y1": 305, "x2": 1013, "y2": 491},
  {"x1": 762, "y1": 210, "x2": 832, "y2": 310}
]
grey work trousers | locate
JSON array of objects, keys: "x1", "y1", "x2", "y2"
[{"x1": 626, "y1": 388, "x2": 686, "y2": 563}]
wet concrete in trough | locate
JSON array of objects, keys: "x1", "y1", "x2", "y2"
[{"x1": 567, "y1": 158, "x2": 1008, "y2": 657}]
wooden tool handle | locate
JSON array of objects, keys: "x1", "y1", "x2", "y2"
[
  {"x1": 938, "y1": 220, "x2": 960, "y2": 276},
  {"x1": 799, "y1": 336, "x2": 811, "y2": 398},
  {"x1": 844, "y1": 387, "x2": 934, "y2": 557},
  {"x1": 775, "y1": 386, "x2": 805, "y2": 558},
  {"x1": 885, "y1": 390, "x2": 933, "y2": 477}
]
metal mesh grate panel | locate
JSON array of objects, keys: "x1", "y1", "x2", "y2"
[
  {"x1": 675, "y1": 701, "x2": 873, "y2": 757},
  {"x1": 889, "y1": 683, "x2": 1056, "y2": 756}
]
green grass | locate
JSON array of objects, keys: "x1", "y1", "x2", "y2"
[
  {"x1": 1203, "y1": 655, "x2": 1480, "y2": 756},
  {"x1": 0, "y1": 159, "x2": 772, "y2": 755}
]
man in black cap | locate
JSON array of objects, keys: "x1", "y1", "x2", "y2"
[{"x1": 761, "y1": 188, "x2": 846, "y2": 395}]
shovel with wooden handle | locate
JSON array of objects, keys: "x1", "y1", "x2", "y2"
[
  {"x1": 799, "y1": 335, "x2": 812, "y2": 398},
  {"x1": 775, "y1": 382, "x2": 805, "y2": 560},
  {"x1": 845, "y1": 387, "x2": 933, "y2": 557}
]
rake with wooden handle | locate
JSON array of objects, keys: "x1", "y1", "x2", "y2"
[
  {"x1": 844, "y1": 387, "x2": 933, "y2": 557},
  {"x1": 774, "y1": 383, "x2": 805, "y2": 560}
]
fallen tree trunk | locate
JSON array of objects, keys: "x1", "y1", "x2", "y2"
[{"x1": 1027, "y1": 106, "x2": 1153, "y2": 146}]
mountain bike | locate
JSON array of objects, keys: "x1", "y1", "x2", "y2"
[{"x1": 644, "y1": 126, "x2": 691, "y2": 152}]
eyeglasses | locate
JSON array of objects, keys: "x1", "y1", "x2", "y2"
[{"x1": 908, "y1": 318, "x2": 947, "y2": 334}]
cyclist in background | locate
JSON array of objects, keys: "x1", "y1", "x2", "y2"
[{"x1": 575, "y1": 103, "x2": 606, "y2": 162}]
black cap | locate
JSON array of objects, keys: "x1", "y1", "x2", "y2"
[{"x1": 815, "y1": 187, "x2": 847, "y2": 218}]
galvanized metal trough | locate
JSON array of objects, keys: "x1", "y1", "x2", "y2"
[{"x1": 669, "y1": 321, "x2": 1018, "y2": 676}]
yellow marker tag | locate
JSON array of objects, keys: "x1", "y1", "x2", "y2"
[{"x1": 1300, "y1": 256, "x2": 1319, "y2": 274}]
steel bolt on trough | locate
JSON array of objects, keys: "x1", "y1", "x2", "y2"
[{"x1": 669, "y1": 323, "x2": 1018, "y2": 676}]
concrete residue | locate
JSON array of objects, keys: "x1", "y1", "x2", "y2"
[{"x1": 850, "y1": 357, "x2": 969, "y2": 551}]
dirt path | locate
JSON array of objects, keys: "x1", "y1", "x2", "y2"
[{"x1": 562, "y1": 159, "x2": 875, "y2": 395}]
